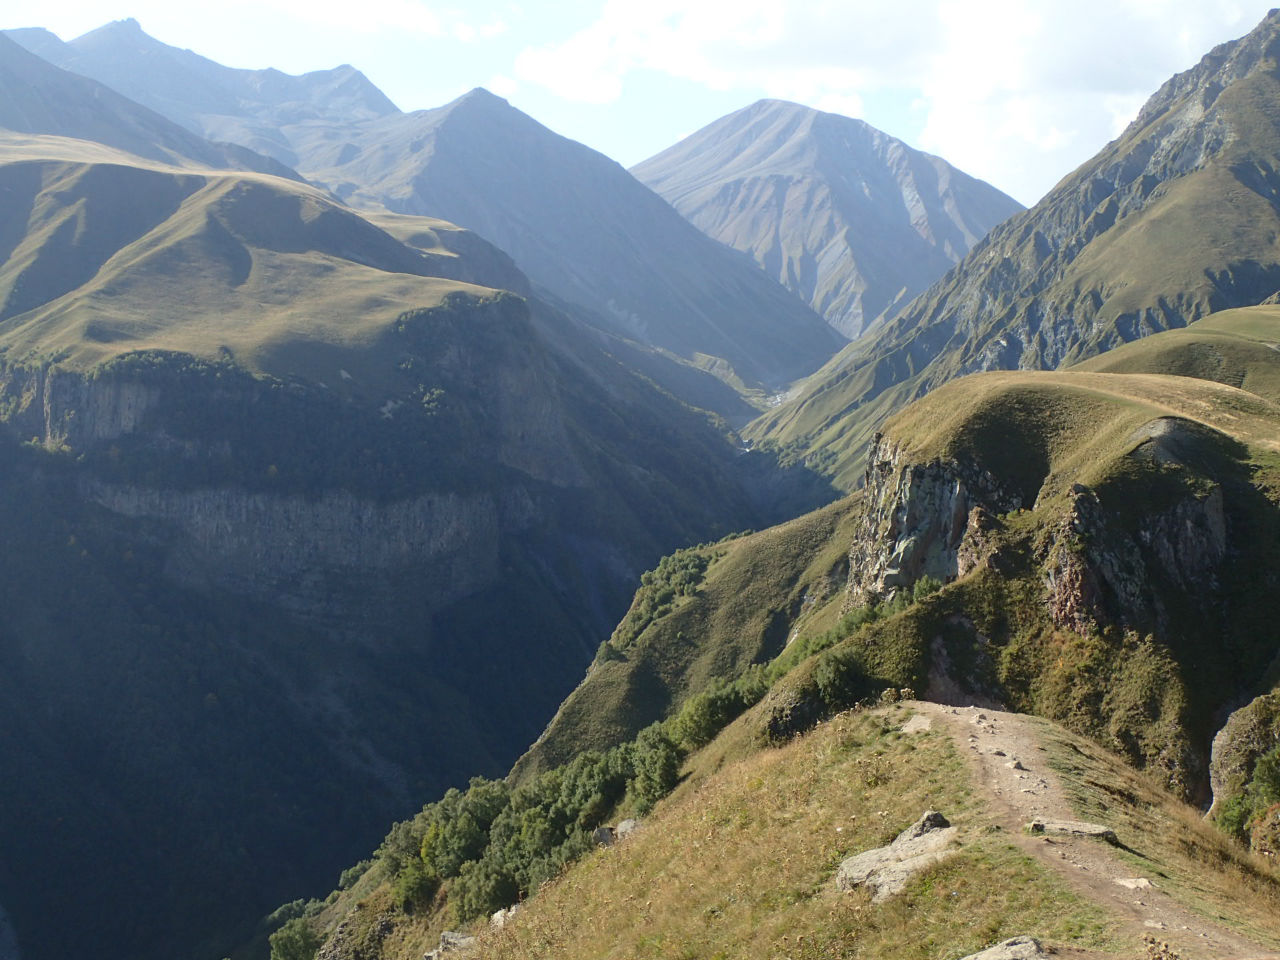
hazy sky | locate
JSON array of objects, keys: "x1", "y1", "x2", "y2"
[{"x1": 13, "y1": 1, "x2": 1278, "y2": 205}]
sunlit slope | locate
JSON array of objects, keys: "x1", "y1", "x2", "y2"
[
  {"x1": 747, "y1": 10, "x2": 1280, "y2": 487},
  {"x1": 512, "y1": 495, "x2": 864, "y2": 779},
  {"x1": 0, "y1": 147, "x2": 507, "y2": 383},
  {"x1": 480, "y1": 706, "x2": 1280, "y2": 960},
  {"x1": 1072, "y1": 304, "x2": 1280, "y2": 402}
]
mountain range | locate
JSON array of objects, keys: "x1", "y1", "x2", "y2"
[
  {"x1": 4, "y1": 9, "x2": 1280, "y2": 960},
  {"x1": 750, "y1": 9, "x2": 1280, "y2": 487}
]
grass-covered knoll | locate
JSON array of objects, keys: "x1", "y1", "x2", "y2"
[
  {"x1": 511, "y1": 495, "x2": 864, "y2": 779},
  {"x1": 1072, "y1": 304, "x2": 1280, "y2": 403},
  {"x1": 746, "y1": 11, "x2": 1280, "y2": 488},
  {"x1": 0, "y1": 150, "x2": 492, "y2": 382},
  {"x1": 478, "y1": 707, "x2": 1119, "y2": 960},
  {"x1": 883, "y1": 368, "x2": 1280, "y2": 478}
]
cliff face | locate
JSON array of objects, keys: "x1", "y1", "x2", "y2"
[
  {"x1": 834, "y1": 379, "x2": 1280, "y2": 799},
  {"x1": 847, "y1": 435, "x2": 1019, "y2": 601},
  {"x1": 0, "y1": 290, "x2": 783, "y2": 960}
]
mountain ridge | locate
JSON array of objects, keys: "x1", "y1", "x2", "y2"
[{"x1": 633, "y1": 97, "x2": 1023, "y2": 339}]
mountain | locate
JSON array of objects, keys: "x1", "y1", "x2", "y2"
[
  {"x1": 263, "y1": 302, "x2": 1280, "y2": 956},
  {"x1": 0, "y1": 32, "x2": 294, "y2": 177},
  {"x1": 0, "y1": 126, "x2": 840, "y2": 960},
  {"x1": 307, "y1": 88, "x2": 847, "y2": 391},
  {"x1": 5, "y1": 19, "x2": 398, "y2": 168},
  {"x1": 748, "y1": 9, "x2": 1280, "y2": 487},
  {"x1": 5, "y1": 20, "x2": 844, "y2": 395},
  {"x1": 632, "y1": 99, "x2": 1024, "y2": 339}
]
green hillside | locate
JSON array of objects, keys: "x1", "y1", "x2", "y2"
[{"x1": 262, "y1": 300, "x2": 1280, "y2": 960}]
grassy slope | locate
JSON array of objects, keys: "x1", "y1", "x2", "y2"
[
  {"x1": 474, "y1": 705, "x2": 1280, "y2": 960},
  {"x1": 0, "y1": 145, "x2": 497, "y2": 387},
  {"x1": 279, "y1": 315, "x2": 1280, "y2": 960},
  {"x1": 511, "y1": 495, "x2": 863, "y2": 780}
]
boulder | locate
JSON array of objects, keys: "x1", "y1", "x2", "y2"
[
  {"x1": 490, "y1": 903, "x2": 521, "y2": 928},
  {"x1": 615, "y1": 818, "x2": 642, "y2": 839},
  {"x1": 835, "y1": 811, "x2": 958, "y2": 901},
  {"x1": 958, "y1": 936, "x2": 1049, "y2": 960}
]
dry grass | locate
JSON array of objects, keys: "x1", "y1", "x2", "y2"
[
  {"x1": 1041, "y1": 720, "x2": 1280, "y2": 949},
  {"x1": 479, "y1": 706, "x2": 1119, "y2": 960}
]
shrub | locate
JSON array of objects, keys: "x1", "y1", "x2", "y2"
[{"x1": 268, "y1": 917, "x2": 320, "y2": 960}]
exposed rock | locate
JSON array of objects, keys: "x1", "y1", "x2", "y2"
[
  {"x1": 847, "y1": 436, "x2": 1020, "y2": 603},
  {"x1": 957, "y1": 936, "x2": 1049, "y2": 960},
  {"x1": 490, "y1": 903, "x2": 521, "y2": 928},
  {"x1": 615, "y1": 818, "x2": 642, "y2": 839},
  {"x1": 1026, "y1": 818, "x2": 1118, "y2": 843},
  {"x1": 1042, "y1": 462, "x2": 1228, "y2": 637},
  {"x1": 900, "y1": 714, "x2": 933, "y2": 734},
  {"x1": 1209, "y1": 691, "x2": 1280, "y2": 816},
  {"x1": 835, "y1": 810, "x2": 958, "y2": 900},
  {"x1": 424, "y1": 931, "x2": 477, "y2": 960},
  {"x1": 1115, "y1": 877, "x2": 1155, "y2": 890}
]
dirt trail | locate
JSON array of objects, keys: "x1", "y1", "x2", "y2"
[{"x1": 904, "y1": 702, "x2": 1280, "y2": 960}]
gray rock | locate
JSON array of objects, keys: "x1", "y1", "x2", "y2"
[
  {"x1": 1026, "y1": 818, "x2": 1117, "y2": 843},
  {"x1": 835, "y1": 810, "x2": 958, "y2": 900},
  {"x1": 615, "y1": 818, "x2": 642, "y2": 839},
  {"x1": 958, "y1": 936, "x2": 1048, "y2": 960},
  {"x1": 490, "y1": 903, "x2": 521, "y2": 928}
]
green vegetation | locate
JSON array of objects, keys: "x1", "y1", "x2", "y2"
[
  {"x1": 1219, "y1": 745, "x2": 1280, "y2": 841},
  {"x1": 515, "y1": 497, "x2": 863, "y2": 778},
  {"x1": 476, "y1": 707, "x2": 1120, "y2": 960},
  {"x1": 606, "y1": 547, "x2": 717, "y2": 654},
  {"x1": 370, "y1": 723, "x2": 686, "y2": 926}
]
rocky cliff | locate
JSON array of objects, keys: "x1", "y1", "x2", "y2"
[{"x1": 830, "y1": 366, "x2": 1280, "y2": 796}]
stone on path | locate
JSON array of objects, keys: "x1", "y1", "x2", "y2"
[{"x1": 1026, "y1": 818, "x2": 1118, "y2": 843}]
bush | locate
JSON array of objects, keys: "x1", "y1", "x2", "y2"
[
  {"x1": 813, "y1": 647, "x2": 878, "y2": 711},
  {"x1": 268, "y1": 917, "x2": 320, "y2": 960},
  {"x1": 628, "y1": 724, "x2": 683, "y2": 814}
]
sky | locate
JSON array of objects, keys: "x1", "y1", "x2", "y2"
[{"x1": 10, "y1": 1, "x2": 1279, "y2": 205}]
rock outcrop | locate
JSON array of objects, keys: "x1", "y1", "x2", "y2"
[
  {"x1": 958, "y1": 937, "x2": 1049, "y2": 960},
  {"x1": 1209, "y1": 692, "x2": 1280, "y2": 816},
  {"x1": 835, "y1": 810, "x2": 958, "y2": 900},
  {"x1": 847, "y1": 436, "x2": 1019, "y2": 603}
]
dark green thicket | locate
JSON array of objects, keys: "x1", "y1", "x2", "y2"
[{"x1": 373, "y1": 723, "x2": 685, "y2": 925}]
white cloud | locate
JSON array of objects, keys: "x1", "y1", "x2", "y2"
[{"x1": 511, "y1": 0, "x2": 1277, "y2": 204}]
